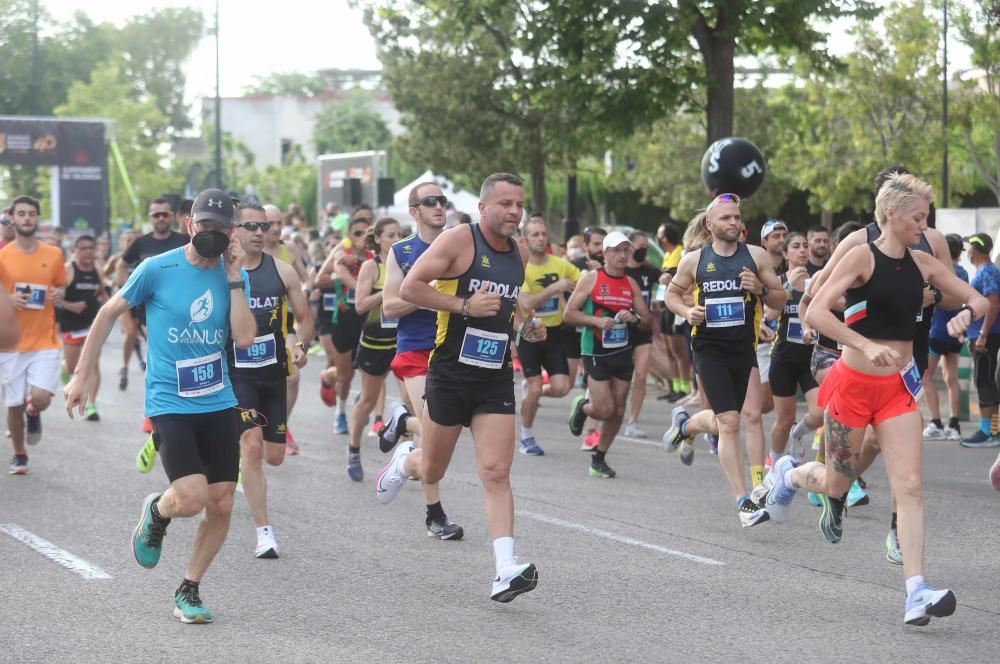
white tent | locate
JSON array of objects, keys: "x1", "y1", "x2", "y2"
[{"x1": 389, "y1": 170, "x2": 481, "y2": 222}]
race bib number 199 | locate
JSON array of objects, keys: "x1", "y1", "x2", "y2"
[{"x1": 233, "y1": 334, "x2": 278, "y2": 369}]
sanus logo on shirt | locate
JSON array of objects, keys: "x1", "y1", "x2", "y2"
[
  {"x1": 167, "y1": 289, "x2": 225, "y2": 345},
  {"x1": 190, "y1": 290, "x2": 214, "y2": 323}
]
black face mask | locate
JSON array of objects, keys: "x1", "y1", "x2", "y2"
[
  {"x1": 588, "y1": 251, "x2": 603, "y2": 263},
  {"x1": 633, "y1": 247, "x2": 648, "y2": 263},
  {"x1": 192, "y1": 230, "x2": 230, "y2": 259}
]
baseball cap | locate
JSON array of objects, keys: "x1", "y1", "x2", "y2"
[
  {"x1": 761, "y1": 219, "x2": 788, "y2": 241},
  {"x1": 965, "y1": 233, "x2": 994, "y2": 256},
  {"x1": 191, "y1": 188, "x2": 235, "y2": 229},
  {"x1": 602, "y1": 231, "x2": 632, "y2": 251}
]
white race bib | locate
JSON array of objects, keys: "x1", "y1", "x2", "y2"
[
  {"x1": 602, "y1": 322, "x2": 629, "y2": 349},
  {"x1": 458, "y1": 327, "x2": 509, "y2": 369},
  {"x1": 380, "y1": 307, "x2": 398, "y2": 329},
  {"x1": 322, "y1": 293, "x2": 337, "y2": 310},
  {"x1": 786, "y1": 317, "x2": 806, "y2": 344},
  {"x1": 15, "y1": 282, "x2": 47, "y2": 310},
  {"x1": 175, "y1": 352, "x2": 225, "y2": 397},
  {"x1": 233, "y1": 334, "x2": 278, "y2": 369},
  {"x1": 899, "y1": 358, "x2": 923, "y2": 401},
  {"x1": 705, "y1": 296, "x2": 745, "y2": 328},
  {"x1": 536, "y1": 296, "x2": 560, "y2": 315}
]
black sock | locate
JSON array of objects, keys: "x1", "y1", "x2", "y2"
[
  {"x1": 890, "y1": 512, "x2": 897, "y2": 530},
  {"x1": 593, "y1": 450, "x2": 606, "y2": 463},
  {"x1": 177, "y1": 578, "x2": 199, "y2": 596},
  {"x1": 834, "y1": 492, "x2": 847, "y2": 505},
  {"x1": 14, "y1": 453, "x2": 27, "y2": 460},
  {"x1": 931, "y1": 418, "x2": 943, "y2": 429},
  {"x1": 348, "y1": 445, "x2": 360, "y2": 455},
  {"x1": 150, "y1": 498, "x2": 170, "y2": 524},
  {"x1": 426, "y1": 501, "x2": 445, "y2": 522},
  {"x1": 948, "y1": 417, "x2": 960, "y2": 429}
]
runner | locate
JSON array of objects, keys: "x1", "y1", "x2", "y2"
[
  {"x1": 662, "y1": 193, "x2": 786, "y2": 527},
  {"x1": 755, "y1": 219, "x2": 787, "y2": 416},
  {"x1": 0, "y1": 195, "x2": 66, "y2": 474},
  {"x1": 229, "y1": 202, "x2": 313, "y2": 558},
  {"x1": 373, "y1": 181, "x2": 462, "y2": 541},
  {"x1": 565, "y1": 231, "x2": 652, "y2": 476},
  {"x1": 347, "y1": 217, "x2": 402, "y2": 479},
  {"x1": 655, "y1": 222, "x2": 690, "y2": 402},
  {"x1": 762, "y1": 173, "x2": 985, "y2": 625},
  {"x1": 65, "y1": 188, "x2": 256, "y2": 624},
  {"x1": 57, "y1": 235, "x2": 107, "y2": 421},
  {"x1": 515, "y1": 216, "x2": 580, "y2": 455},
  {"x1": 378, "y1": 172, "x2": 541, "y2": 602},
  {"x1": 570, "y1": 226, "x2": 607, "y2": 448},
  {"x1": 313, "y1": 233, "x2": 341, "y2": 422},
  {"x1": 622, "y1": 230, "x2": 661, "y2": 438},
  {"x1": 806, "y1": 225, "x2": 830, "y2": 274}
]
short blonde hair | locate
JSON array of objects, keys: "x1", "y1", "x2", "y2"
[
  {"x1": 683, "y1": 210, "x2": 711, "y2": 252},
  {"x1": 874, "y1": 173, "x2": 935, "y2": 226}
]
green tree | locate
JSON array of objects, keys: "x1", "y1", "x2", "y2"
[
  {"x1": 244, "y1": 72, "x2": 331, "y2": 97},
  {"x1": 312, "y1": 91, "x2": 392, "y2": 155}
]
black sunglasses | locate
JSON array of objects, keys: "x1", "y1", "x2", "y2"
[
  {"x1": 417, "y1": 195, "x2": 448, "y2": 208},
  {"x1": 238, "y1": 222, "x2": 272, "y2": 232},
  {"x1": 149, "y1": 211, "x2": 171, "y2": 219}
]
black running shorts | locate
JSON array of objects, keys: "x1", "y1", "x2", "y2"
[
  {"x1": 151, "y1": 410, "x2": 240, "y2": 484},
  {"x1": 331, "y1": 307, "x2": 364, "y2": 354},
  {"x1": 769, "y1": 350, "x2": 818, "y2": 398},
  {"x1": 355, "y1": 345, "x2": 395, "y2": 377},
  {"x1": 914, "y1": 320, "x2": 931, "y2": 376},
  {"x1": 928, "y1": 337, "x2": 962, "y2": 357},
  {"x1": 232, "y1": 378, "x2": 287, "y2": 444},
  {"x1": 974, "y1": 334, "x2": 1000, "y2": 408},
  {"x1": 560, "y1": 324, "x2": 582, "y2": 360},
  {"x1": 424, "y1": 373, "x2": 515, "y2": 428},
  {"x1": 517, "y1": 327, "x2": 570, "y2": 379},
  {"x1": 692, "y1": 344, "x2": 756, "y2": 414},
  {"x1": 583, "y1": 351, "x2": 634, "y2": 383}
]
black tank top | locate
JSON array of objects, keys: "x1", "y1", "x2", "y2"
[
  {"x1": 227, "y1": 253, "x2": 289, "y2": 380},
  {"x1": 58, "y1": 262, "x2": 102, "y2": 331},
  {"x1": 428, "y1": 224, "x2": 524, "y2": 383},
  {"x1": 691, "y1": 243, "x2": 761, "y2": 351},
  {"x1": 772, "y1": 273, "x2": 812, "y2": 361},
  {"x1": 866, "y1": 222, "x2": 934, "y2": 325},
  {"x1": 360, "y1": 256, "x2": 397, "y2": 351},
  {"x1": 844, "y1": 243, "x2": 923, "y2": 341}
]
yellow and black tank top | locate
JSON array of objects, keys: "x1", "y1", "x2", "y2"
[
  {"x1": 691, "y1": 243, "x2": 761, "y2": 351},
  {"x1": 429, "y1": 223, "x2": 523, "y2": 382},
  {"x1": 359, "y1": 256, "x2": 397, "y2": 351},
  {"x1": 227, "y1": 253, "x2": 289, "y2": 381}
]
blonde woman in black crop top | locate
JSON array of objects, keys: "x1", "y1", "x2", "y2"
[{"x1": 755, "y1": 173, "x2": 987, "y2": 627}]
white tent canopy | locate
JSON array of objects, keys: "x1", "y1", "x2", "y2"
[{"x1": 391, "y1": 170, "x2": 481, "y2": 221}]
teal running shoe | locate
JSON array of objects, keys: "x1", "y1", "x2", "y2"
[
  {"x1": 174, "y1": 586, "x2": 213, "y2": 624},
  {"x1": 846, "y1": 480, "x2": 869, "y2": 507},
  {"x1": 807, "y1": 492, "x2": 821, "y2": 506},
  {"x1": 818, "y1": 493, "x2": 845, "y2": 543},
  {"x1": 131, "y1": 492, "x2": 169, "y2": 569}
]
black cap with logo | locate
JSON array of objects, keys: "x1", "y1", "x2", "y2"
[
  {"x1": 965, "y1": 233, "x2": 994, "y2": 256},
  {"x1": 191, "y1": 188, "x2": 235, "y2": 229}
]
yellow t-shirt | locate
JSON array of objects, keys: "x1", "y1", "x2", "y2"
[
  {"x1": 661, "y1": 245, "x2": 682, "y2": 272},
  {"x1": 521, "y1": 255, "x2": 581, "y2": 327}
]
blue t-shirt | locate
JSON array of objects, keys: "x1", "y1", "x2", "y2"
[
  {"x1": 120, "y1": 247, "x2": 247, "y2": 417},
  {"x1": 390, "y1": 233, "x2": 437, "y2": 353},
  {"x1": 968, "y1": 262, "x2": 1000, "y2": 339},
  {"x1": 929, "y1": 265, "x2": 969, "y2": 343}
]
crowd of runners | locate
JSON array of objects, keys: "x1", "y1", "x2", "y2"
[{"x1": 2, "y1": 164, "x2": 999, "y2": 627}]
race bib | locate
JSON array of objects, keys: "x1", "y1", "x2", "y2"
[
  {"x1": 15, "y1": 282, "x2": 47, "y2": 310},
  {"x1": 602, "y1": 322, "x2": 629, "y2": 349},
  {"x1": 346, "y1": 288, "x2": 356, "y2": 305},
  {"x1": 380, "y1": 307, "x2": 398, "y2": 329},
  {"x1": 176, "y1": 352, "x2": 225, "y2": 397},
  {"x1": 458, "y1": 327, "x2": 509, "y2": 369},
  {"x1": 655, "y1": 284, "x2": 667, "y2": 302},
  {"x1": 899, "y1": 358, "x2": 923, "y2": 401},
  {"x1": 536, "y1": 296, "x2": 560, "y2": 315},
  {"x1": 786, "y1": 317, "x2": 806, "y2": 344},
  {"x1": 233, "y1": 334, "x2": 278, "y2": 369},
  {"x1": 68, "y1": 328, "x2": 89, "y2": 340},
  {"x1": 322, "y1": 293, "x2": 337, "y2": 310},
  {"x1": 705, "y1": 296, "x2": 745, "y2": 328}
]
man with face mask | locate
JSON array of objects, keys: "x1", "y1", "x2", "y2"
[{"x1": 65, "y1": 188, "x2": 255, "y2": 624}]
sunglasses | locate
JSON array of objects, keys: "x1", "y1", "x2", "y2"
[
  {"x1": 351, "y1": 229, "x2": 367, "y2": 237},
  {"x1": 149, "y1": 211, "x2": 172, "y2": 219},
  {"x1": 706, "y1": 193, "x2": 741, "y2": 212},
  {"x1": 417, "y1": 195, "x2": 448, "y2": 208},
  {"x1": 237, "y1": 222, "x2": 272, "y2": 232}
]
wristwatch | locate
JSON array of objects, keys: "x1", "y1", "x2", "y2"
[
  {"x1": 228, "y1": 280, "x2": 244, "y2": 290},
  {"x1": 760, "y1": 285, "x2": 769, "y2": 299}
]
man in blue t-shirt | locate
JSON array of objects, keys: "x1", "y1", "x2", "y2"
[
  {"x1": 960, "y1": 233, "x2": 1000, "y2": 447},
  {"x1": 65, "y1": 189, "x2": 255, "y2": 624}
]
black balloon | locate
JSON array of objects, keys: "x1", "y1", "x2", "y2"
[{"x1": 700, "y1": 137, "x2": 766, "y2": 199}]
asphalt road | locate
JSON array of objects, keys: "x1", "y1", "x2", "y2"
[{"x1": 2, "y1": 335, "x2": 999, "y2": 663}]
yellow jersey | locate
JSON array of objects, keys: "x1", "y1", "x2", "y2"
[
  {"x1": 661, "y1": 245, "x2": 682, "y2": 272},
  {"x1": 521, "y1": 255, "x2": 581, "y2": 327}
]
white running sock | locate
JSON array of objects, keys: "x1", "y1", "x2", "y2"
[
  {"x1": 769, "y1": 450, "x2": 781, "y2": 465},
  {"x1": 905, "y1": 575, "x2": 925, "y2": 596},
  {"x1": 790, "y1": 420, "x2": 813, "y2": 440},
  {"x1": 493, "y1": 536, "x2": 514, "y2": 575},
  {"x1": 521, "y1": 426, "x2": 534, "y2": 441},
  {"x1": 335, "y1": 400, "x2": 346, "y2": 417},
  {"x1": 396, "y1": 452, "x2": 411, "y2": 479}
]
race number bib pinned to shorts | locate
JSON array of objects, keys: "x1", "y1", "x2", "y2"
[
  {"x1": 458, "y1": 327, "x2": 509, "y2": 369},
  {"x1": 705, "y1": 296, "x2": 746, "y2": 328},
  {"x1": 899, "y1": 358, "x2": 923, "y2": 401},
  {"x1": 380, "y1": 307, "x2": 398, "y2": 329},
  {"x1": 786, "y1": 317, "x2": 806, "y2": 344},
  {"x1": 175, "y1": 352, "x2": 225, "y2": 397},
  {"x1": 536, "y1": 296, "x2": 560, "y2": 316},
  {"x1": 15, "y1": 282, "x2": 47, "y2": 310},
  {"x1": 233, "y1": 334, "x2": 278, "y2": 369},
  {"x1": 602, "y1": 322, "x2": 629, "y2": 349},
  {"x1": 322, "y1": 293, "x2": 337, "y2": 310}
]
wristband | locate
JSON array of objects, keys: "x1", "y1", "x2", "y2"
[
  {"x1": 228, "y1": 280, "x2": 244, "y2": 290},
  {"x1": 959, "y1": 303, "x2": 976, "y2": 319},
  {"x1": 933, "y1": 288, "x2": 943, "y2": 305},
  {"x1": 461, "y1": 297, "x2": 471, "y2": 317}
]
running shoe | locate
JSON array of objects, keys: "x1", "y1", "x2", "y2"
[
  {"x1": 667, "y1": 391, "x2": 687, "y2": 403},
  {"x1": 141, "y1": 417, "x2": 152, "y2": 434},
  {"x1": 656, "y1": 391, "x2": 678, "y2": 401},
  {"x1": 84, "y1": 404, "x2": 100, "y2": 422},
  {"x1": 174, "y1": 586, "x2": 213, "y2": 624},
  {"x1": 320, "y1": 379, "x2": 336, "y2": 407},
  {"x1": 368, "y1": 417, "x2": 383, "y2": 438},
  {"x1": 991, "y1": 451, "x2": 1000, "y2": 492},
  {"x1": 376, "y1": 441, "x2": 414, "y2": 505},
  {"x1": 885, "y1": 527, "x2": 903, "y2": 565},
  {"x1": 427, "y1": 515, "x2": 464, "y2": 540},
  {"x1": 589, "y1": 456, "x2": 616, "y2": 478},
  {"x1": 136, "y1": 435, "x2": 157, "y2": 473},
  {"x1": 661, "y1": 405, "x2": 690, "y2": 451},
  {"x1": 960, "y1": 430, "x2": 999, "y2": 448},
  {"x1": 807, "y1": 492, "x2": 821, "y2": 506},
  {"x1": 818, "y1": 494, "x2": 845, "y2": 543},
  {"x1": 678, "y1": 440, "x2": 695, "y2": 466},
  {"x1": 347, "y1": 448, "x2": 364, "y2": 482},
  {"x1": 519, "y1": 437, "x2": 545, "y2": 456},
  {"x1": 25, "y1": 408, "x2": 41, "y2": 446},
  {"x1": 760, "y1": 455, "x2": 797, "y2": 523},
  {"x1": 707, "y1": 433, "x2": 719, "y2": 455},
  {"x1": 378, "y1": 401, "x2": 411, "y2": 453},
  {"x1": 118, "y1": 367, "x2": 128, "y2": 391},
  {"x1": 581, "y1": 429, "x2": 600, "y2": 451},
  {"x1": 846, "y1": 480, "x2": 868, "y2": 507},
  {"x1": 7, "y1": 455, "x2": 27, "y2": 475},
  {"x1": 59, "y1": 367, "x2": 70, "y2": 385},
  {"x1": 922, "y1": 423, "x2": 945, "y2": 440},
  {"x1": 789, "y1": 421, "x2": 809, "y2": 461},
  {"x1": 567, "y1": 395, "x2": 589, "y2": 436},
  {"x1": 255, "y1": 526, "x2": 279, "y2": 559},
  {"x1": 285, "y1": 429, "x2": 300, "y2": 456},
  {"x1": 491, "y1": 559, "x2": 538, "y2": 603},
  {"x1": 623, "y1": 421, "x2": 647, "y2": 438},
  {"x1": 335, "y1": 413, "x2": 349, "y2": 435},
  {"x1": 737, "y1": 496, "x2": 770, "y2": 528},
  {"x1": 132, "y1": 492, "x2": 169, "y2": 569},
  {"x1": 904, "y1": 584, "x2": 956, "y2": 626},
  {"x1": 944, "y1": 425, "x2": 961, "y2": 441}
]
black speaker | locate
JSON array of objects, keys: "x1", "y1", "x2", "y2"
[
  {"x1": 377, "y1": 178, "x2": 395, "y2": 207},
  {"x1": 343, "y1": 178, "x2": 363, "y2": 207}
]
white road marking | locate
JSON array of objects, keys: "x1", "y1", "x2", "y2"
[
  {"x1": 0, "y1": 523, "x2": 111, "y2": 579},
  {"x1": 517, "y1": 510, "x2": 725, "y2": 566}
]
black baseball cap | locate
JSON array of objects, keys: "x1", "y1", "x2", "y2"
[
  {"x1": 191, "y1": 188, "x2": 235, "y2": 228},
  {"x1": 965, "y1": 233, "x2": 993, "y2": 256}
]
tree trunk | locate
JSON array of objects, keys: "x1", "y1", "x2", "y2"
[
  {"x1": 529, "y1": 125, "x2": 547, "y2": 214},
  {"x1": 703, "y1": 35, "x2": 736, "y2": 145}
]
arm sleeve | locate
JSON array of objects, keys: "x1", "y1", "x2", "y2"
[
  {"x1": 121, "y1": 240, "x2": 140, "y2": 267},
  {"x1": 119, "y1": 258, "x2": 155, "y2": 307}
]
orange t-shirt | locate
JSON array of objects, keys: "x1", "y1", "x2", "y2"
[{"x1": 0, "y1": 242, "x2": 66, "y2": 352}]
